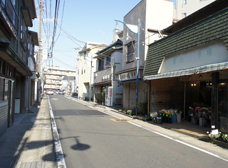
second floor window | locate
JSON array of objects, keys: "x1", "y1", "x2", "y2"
[
  {"x1": 20, "y1": 19, "x2": 27, "y2": 50},
  {"x1": 183, "y1": 0, "x2": 187, "y2": 5},
  {"x1": 126, "y1": 41, "x2": 135, "y2": 62},
  {"x1": 98, "y1": 59, "x2": 104, "y2": 71}
]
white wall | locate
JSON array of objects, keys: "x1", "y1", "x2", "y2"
[
  {"x1": 145, "y1": 0, "x2": 173, "y2": 60},
  {"x1": 176, "y1": 0, "x2": 215, "y2": 19}
]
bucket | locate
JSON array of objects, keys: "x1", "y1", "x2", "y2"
[
  {"x1": 173, "y1": 115, "x2": 177, "y2": 122},
  {"x1": 177, "y1": 114, "x2": 181, "y2": 123},
  {"x1": 157, "y1": 117, "x2": 163, "y2": 124}
]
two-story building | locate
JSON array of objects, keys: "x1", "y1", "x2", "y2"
[
  {"x1": 93, "y1": 39, "x2": 123, "y2": 106},
  {"x1": 0, "y1": 0, "x2": 37, "y2": 136},
  {"x1": 76, "y1": 42, "x2": 109, "y2": 100},
  {"x1": 116, "y1": 0, "x2": 174, "y2": 110}
]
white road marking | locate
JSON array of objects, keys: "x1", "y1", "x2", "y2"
[{"x1": 65, "y1": 96, "x2": 228, "y2": 163}]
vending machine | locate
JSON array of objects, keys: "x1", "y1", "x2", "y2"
[{"x1": 105, "y1": 86, "x2": 113, "y2": 106}]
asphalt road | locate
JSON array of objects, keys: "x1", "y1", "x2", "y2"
[{"x1": 50, "y1": 95, "x2": 228, "y2": 168}]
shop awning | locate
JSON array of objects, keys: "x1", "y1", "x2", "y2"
[{"x1": 144, "y1": 61, "x2": 228, "y2": 80}]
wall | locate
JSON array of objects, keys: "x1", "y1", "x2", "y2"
[
  {"x1": 176, "y1": 0, "x2": 215, "y2": 19},
  {"x1": 122, "y1": 0, "x2": 146, "y2": 71},
  {"x1": 144, "y1": 7, "x2": 228, "y2": 76},
  {"x1": 123, "y1": 81, "x2": 147, "y2": 109}
]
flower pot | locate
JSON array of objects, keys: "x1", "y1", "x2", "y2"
[{"x1": 156, "y1": 117, "x2": 163, "y2": 124}]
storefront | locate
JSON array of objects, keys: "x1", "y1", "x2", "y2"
[
  {"x1": 143, "y1": 2, "x2": 228, "y2": 133},
  {"x1": 0, "y1": 59, "x2": 15, "y2": 136}
]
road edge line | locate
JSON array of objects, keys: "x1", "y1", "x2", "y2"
[{"x1": 48, "y1": 96, "x2": 67, "y2": 168}]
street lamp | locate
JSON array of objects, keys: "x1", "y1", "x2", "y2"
[{"x1": 115, "y1": 19, "x2": 140, "y2": 115}]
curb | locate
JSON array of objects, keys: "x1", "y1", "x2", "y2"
[{"x1": 48, "y1": 96, "x2": 67, "y2": 168}]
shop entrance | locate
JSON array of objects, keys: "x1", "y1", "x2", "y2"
[
  {"x1": 185, "y1": 81, "x2": 211, "y2": 127},
  {"x1": 218, "y1": 83, "x2": 228, "y2": 133}
]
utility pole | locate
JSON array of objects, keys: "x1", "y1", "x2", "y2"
[{"x1": 37, "y1": 0, "x2": 43, "y2": 102}]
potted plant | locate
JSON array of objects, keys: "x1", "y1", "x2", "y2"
[
  {"x1": 208, "y1": 129, "x2": 221, "y2": 140},
  {"x1": 222, "y1": 134, "x2": 228, "y2": 143}
]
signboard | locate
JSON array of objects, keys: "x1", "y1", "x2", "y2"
[
  {"x1": 119, "y1": 70, "x2": 140, "y2": 81},
  {"x1": 160, "y1": 42, "x2": 228, "y2": 73}
]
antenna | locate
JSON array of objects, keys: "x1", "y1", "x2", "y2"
[{"x1": 99, "y1": 31, "x2": 106, "y2": 43}]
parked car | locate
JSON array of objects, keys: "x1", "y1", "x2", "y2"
[
  {"x1": 46, "y1": 90, "x2": 54, "y2": 95},
  {"x1": 58, "y1": 90, "x2": 65, "y2": 95}
]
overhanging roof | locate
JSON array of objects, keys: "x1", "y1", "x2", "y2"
[
  {"x1": 29, "y1": 31, "x2": 39, "y2": 46},
  {"x1": 144, "y1": 62, "x2": 228, "y2": 81},
  {"x1": 21, "y1": 6, "x2": 33, "y2": 27},
  {"x1": 94, "y1": 39, "x2": 123, "y2": 59},
  {"x1": 23, "y1": 0, "x2": 37, "y2": 19}
]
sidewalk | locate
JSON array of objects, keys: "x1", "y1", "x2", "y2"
[{"x1": 0, "y1": 96, "x2": 56, "y2": 168}]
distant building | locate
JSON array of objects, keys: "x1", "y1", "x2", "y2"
[
  {"x1": 175, "y1": 0, "x2": 215, "y2": 19},
  {"x1": 44, "y1": 67, "x2": 76, "y2": 91}
]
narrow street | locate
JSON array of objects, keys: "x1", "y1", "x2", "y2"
[{"x1": 50, "y1": 95, "x2": 228, "y2": 168}]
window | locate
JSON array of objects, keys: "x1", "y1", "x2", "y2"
[
  {"x1": 126, "y1": 41, "x2": 135, "y2": 62},
  {"x1": 183, "y1": 0, "x2": 187, "y2": 5},
  {"x1": 84, "y1": 52, "x2": 87, "y2": 58},
  {"x1": 98, "y1": 59, "x2": 104, "y2": 71},
  {"x1": 20, "y1": 19, "x2": 27, "y2": 50}
]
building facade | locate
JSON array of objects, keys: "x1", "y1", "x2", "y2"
[
  {"x1": 144, "y1": 0, "x2": 228, "y2": 133},
  {"x1": 0, "y1": 0, "x2": 37, "y2": 136},
  {"x1": 76, "y1": 42, "x2": 109, "y2": 100},
  {"x1": 43, "y1": 66, "x2": 75, "y2": 92},
  {"x1": 117, "y1": 0, "x2": 174, "y2": 110},
  {"x1": 175, "y1": 0, "x2": 215, "y2": 19},
  {"x1": 93, "y1": 39, "x2": 123, "y2": 106}
]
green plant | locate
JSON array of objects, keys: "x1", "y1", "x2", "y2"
[
  {"x1": 137, "y1": 102, "x2": 147, "y2": 115},
  {"x1": 222, "y1": 134, "x2": 228, "y2": 142},
  {"x1": 209, "y1": 133, "x2": 221, "y2": 140},
  {"x1": 128, "y1": 110, "x2": 136, "y2": 116},
  {"x1": 123, "y1": 110, "x2": 127, "y2": 114}
]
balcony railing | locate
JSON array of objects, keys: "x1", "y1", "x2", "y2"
[{"x1": 94, "y1": 68, "x2": 111, "y2": 84}]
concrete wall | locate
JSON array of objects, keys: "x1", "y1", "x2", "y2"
[
  {"x1": 123, "y1": 81, "x2": 147, "y2": 110},
  {"x1": 176, "y1": 0, "x2": 215, "y2": 19},
  {"x1": 122, "y1": 0, "x2": 174, "y2": 71}
]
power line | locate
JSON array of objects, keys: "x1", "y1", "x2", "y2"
[{"x1": 54, "y1": 57, "x2": 76, "y2": 69}]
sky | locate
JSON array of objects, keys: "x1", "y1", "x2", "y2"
[{"x1": 30, "y1": 0, "x2": 176, "y2": 70}]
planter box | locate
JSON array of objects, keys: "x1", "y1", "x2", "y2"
[{"x1": 199, "y1": 118, "x2": 206, "y2": 127}]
